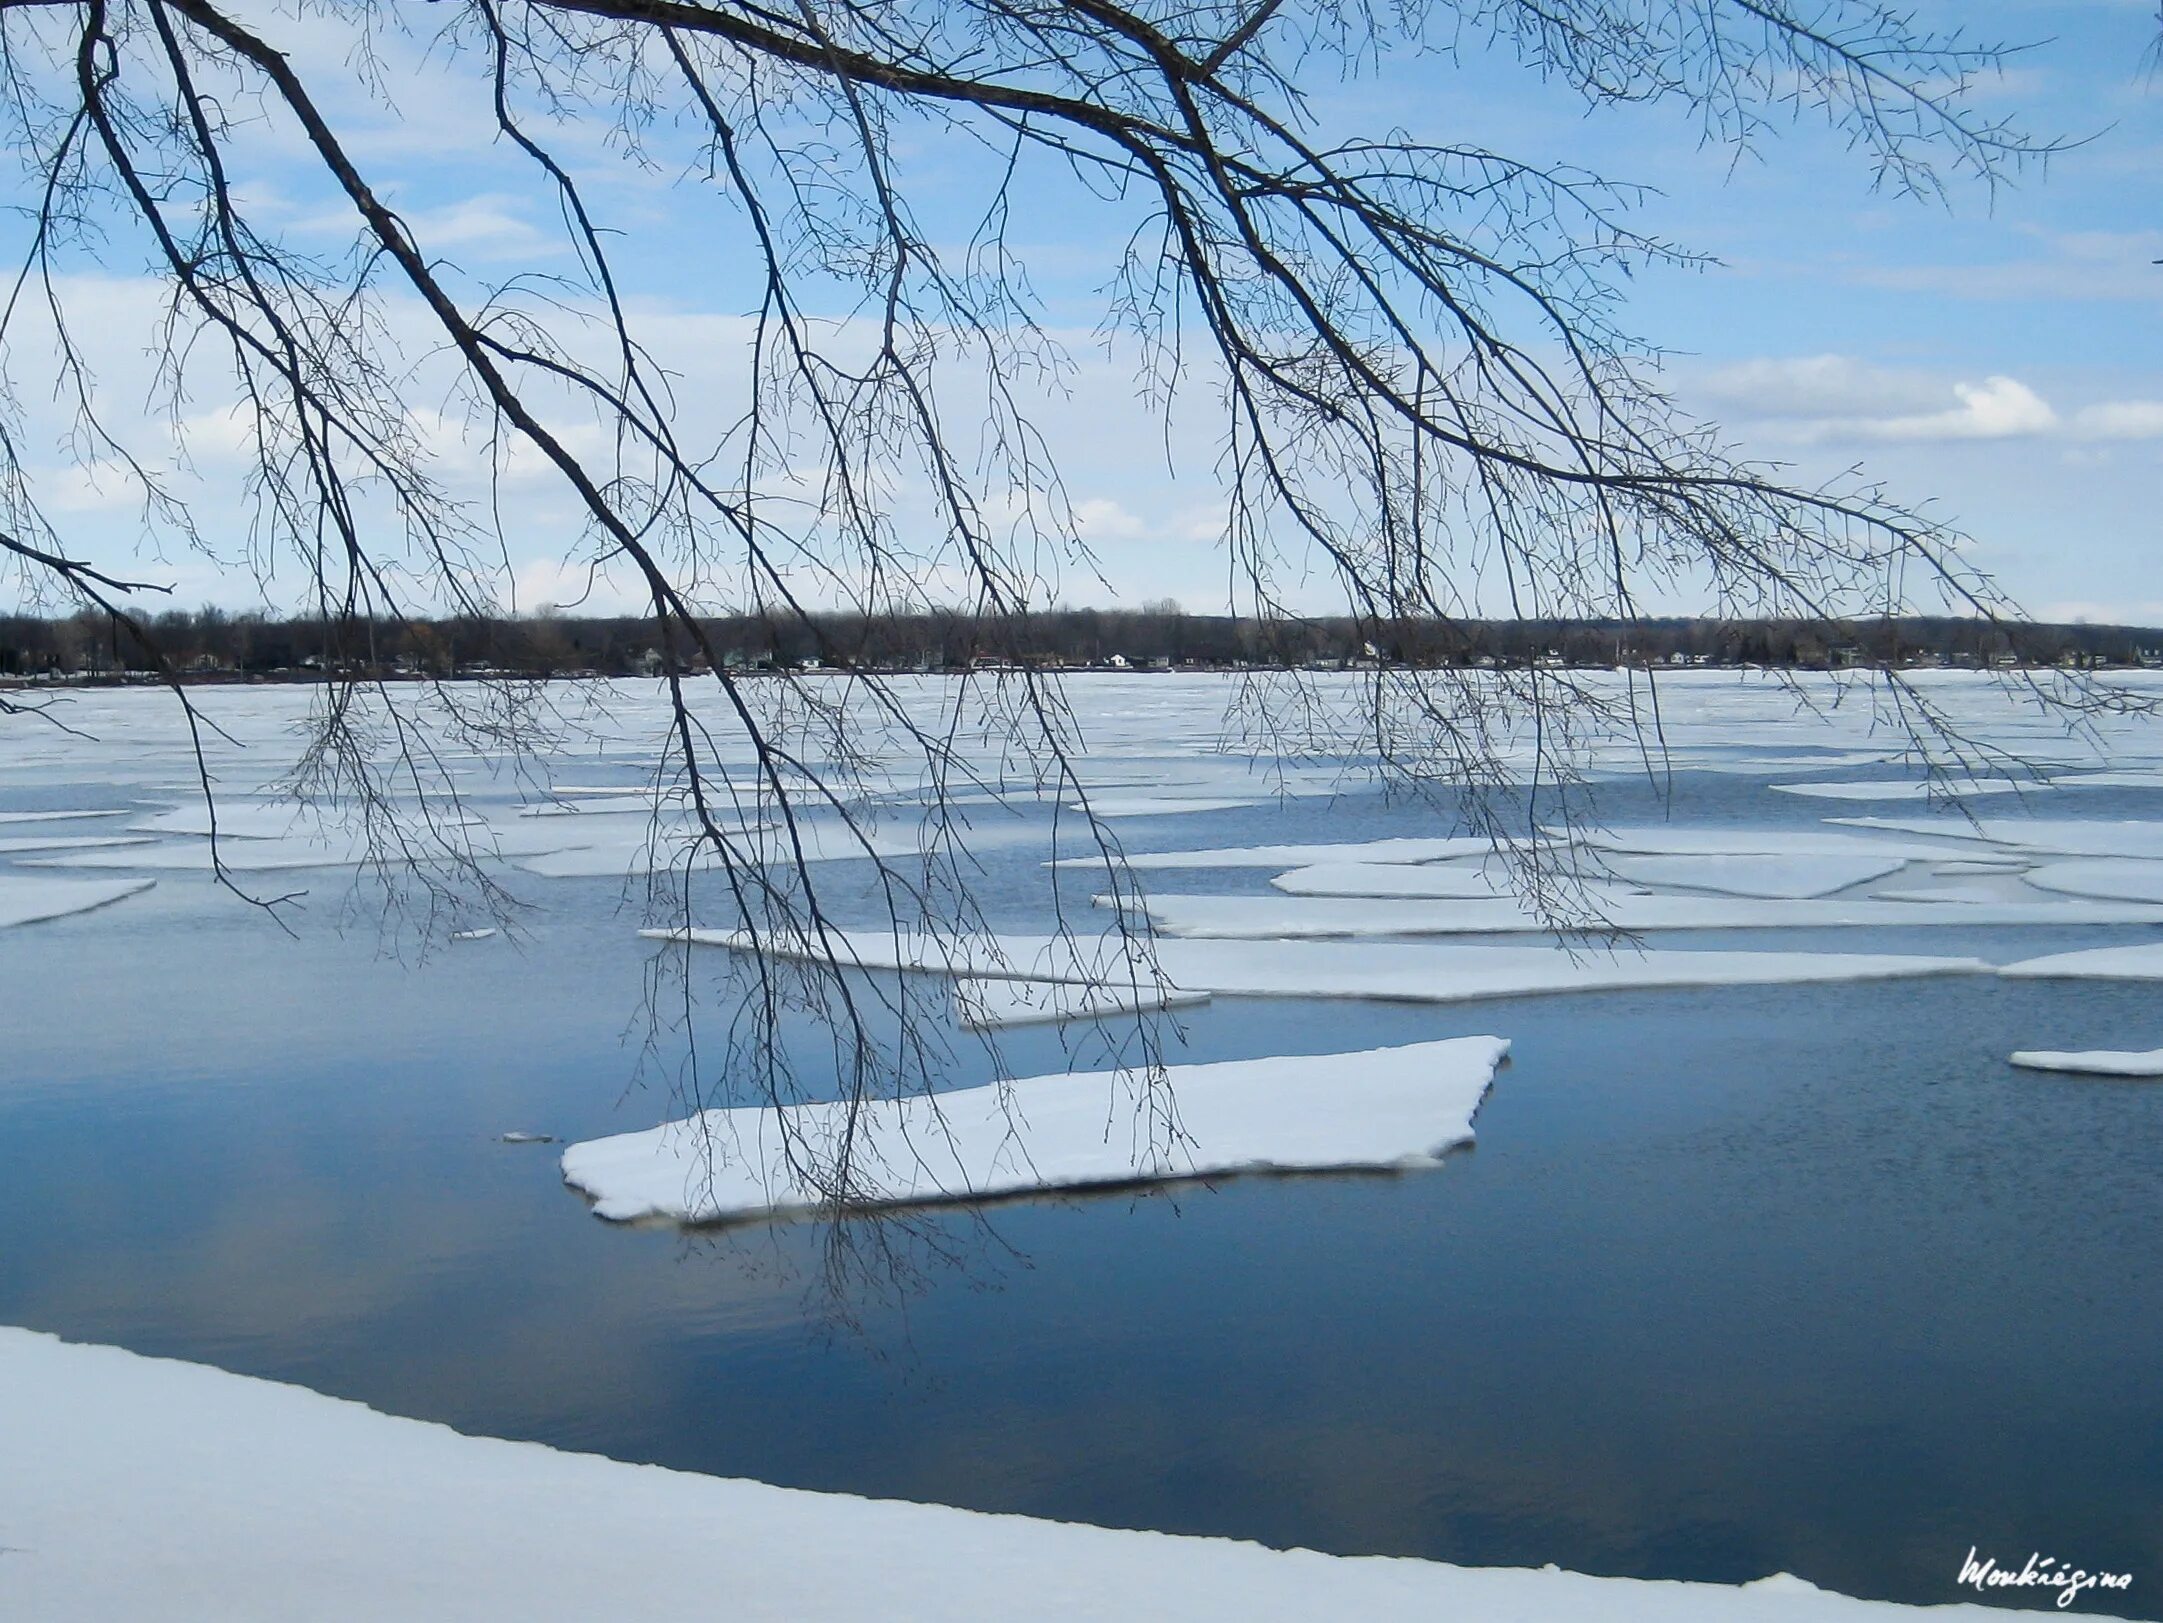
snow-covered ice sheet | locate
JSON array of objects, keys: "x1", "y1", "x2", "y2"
[
  {"x1": 1601, "y1": 852, "x2": 1909, "y2": 898},
  {"x1": 2008, "y1": 1048, "x2": 2163, "y2": 1077},
  {"x1": 1049, "y1": 835, "x2": 1509, "y2": 871},
  {"x1": 953, "y1": 977, "x2": 1210, "y2": 1029},
  {"x1": 0, "y1": 875, "x2": 155, "y2": 928},
  {"x1": 1122, "y1": 892, "x2": 2163, "y2": 939},
  {"x1": 1830, "y1": 817, "x2": 2163, "y2": 860},
  {"x1": 0, "y1": 808, "x2": 133, "y2": 824},
  {"x1": 651, "y1": 927, "x2": 1989, "y2": 1005},
  {"x1": 1273, "y1": 853, "x2": 1910, "y2": 902},
  {"x1": 1270, "y1": 863, "x2": 1513, "y2": 899},
  {"x1": 1871, "y1": 885, "x2": 2033, "y2": 906},
  {"x1": 1065, "y1": 795, "x2": 1260, "y2": 818},
  {"x1": 1, "y1": 1327, "x2": 2091, "y2": 1623},
  {"x1": 1769, "y1": 779, "x2": 2032, "y2": 801},
  {"x1": 562, "y1": 1037, "x2": 1509, "y2": 1223},
  {"x1": 515, "y1": 816, "x2": 1004, "y2": 878},
  {"x1": 1571, "y1": 826, "x2": 1992, "y2": 862},
  {"x1": 2022, "y1": 860, "x2": 2163, "y2": 904},
  {"x1": 0, "y1": 835, "x2": 156, "y2": 854},
  {"x1": 129, "y1": 801, "x2": 476, "y2": 840},
  {"x1": 1998, "y1": 943, "x2": 2163, "y2": 981}
]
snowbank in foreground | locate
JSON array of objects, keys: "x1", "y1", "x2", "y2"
[
  {"x1": 0, "y1": 875, "x2": 155, "y2": 929},
  {"x1": 0, "y1": 1327, "x2": 2124, "y2": 1622},
  {"x1": 2009, "y1": 1048, "x2": 2163, "y2": 1078},
  {"x1": 561, "y1": 1038, "x2": 1509, "y2": 1223}
]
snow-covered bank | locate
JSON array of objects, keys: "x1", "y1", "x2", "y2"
[
  {"x1": 1, "y1": 1327, "x2": 2125, "y2": 1623},
  {"x1": 561, "y1": 1038, "x2": 1509, "y2": 1223}
]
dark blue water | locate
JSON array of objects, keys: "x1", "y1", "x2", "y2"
[{"x1": 3, "y1": 771, "x2": 2161, "y2": 1614}]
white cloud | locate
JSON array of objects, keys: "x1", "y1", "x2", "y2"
[
  {"x1": 1695, "y1": 355, "x2": 1949, "y2": 421},
  {"x1": 1702, "y1": 364, "x2": 2058, "y2": 445},
  {"x1": 2071, "y1": 400, "x2": 2163, "y2": 440},
  {"x1": 1863, "y1": 376, "x2": 2058, "y2": 442},
  {"x1": 1072, "y1": 498, "x2": 1148, "y2": 540}
]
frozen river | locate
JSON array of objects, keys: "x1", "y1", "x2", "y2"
[{"x1": 3, "y1": 671, "x2": 2161, "y2": 1613}]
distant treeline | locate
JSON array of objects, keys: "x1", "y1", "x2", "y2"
[{"x1": 5, "y1": 606, "x2": 2161, "y2": 682}]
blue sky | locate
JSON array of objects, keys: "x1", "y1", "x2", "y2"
[{"x1": 5, "y1": 0, "x2": 2159, "y2": 622}]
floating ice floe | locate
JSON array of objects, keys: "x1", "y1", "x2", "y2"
[
  {"x1": 1871, "y1": 884, "x2": 2034, "y2": 906},
  {"x1": 5, "y1": 1327, "x2": 2083, "y2": 1623},
  {"x1": 1050, "y1": 835, "x2": 1511, "y2": 871},
  {"x1": 515, "y1": 816, "x2": 998, "y2": 878},
  {"x1": 2008, "y1": 1049, "x2": 2163, "y2": 1078},
  {"x1": 0, "y1": 875, "x2": 155, "y2": 929},
  {"x1": 2046, "y1": 769, "x2": 2163, "y2": 789},
  {"x1": 1065, "y1": 795, "x2": 1260, "y2": 818},
  {"x1": 0, "y1": 835, "x2": 158, "y2": 855},
  {"x1": 129, "y1": 801, "x2": 476, "y2": 840},
  {"x1": 562, "y1": 1037, "x2": 1509, "y2": 1224},
  {"x1": 1601, "y1": 852, "x2": 1910, "y2": 899},
  {"x1": 952, "y1": 976, "x2": 1210, "y2": 1029},
  {"x1": 1830, "y1": 817, "x2": 2163, "y2": 860},
  {"x1": 1570, "y1": 826, "x2": 1995, "y2": 862},
  {"x1": 0, "y1": 808, "x2": 134, "y2": 825},
  {"x1": 1998, "y1": 943, "x2": 2163, "y2": 981},
  {"x1": 649, "y1": 926, "x2": 1988, "y2": 1005},
  {"x1": 2021, "y1": 859, "x2": 2163, "y2": 905},
  {"x1": 1769, "y1": 779, "x2": 2034, "y2": 801},
  {"x1": 1119, "y1": 892, "x2": 2163, "y2": 939},
  {"x1": 1270, "y1": 863, "x2": 1514, "y2": 900},
  {"x1": 451, "y1": 928, "x2": 499, "y2": 942},
  {"x1": 1271, "y1": 853, "x2": 1909, "y2": 902}
]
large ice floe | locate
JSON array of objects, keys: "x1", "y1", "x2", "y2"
[
  {"x1": 1998, "y1": 943, "x2": 2163, "y2": 981},
  {"x1": 2021, "y1": 859, "x2": 2163, "y2": 904},
  {"x1": 3, "y1": 1327, "x2": 2100, "y2": 1623},
  {"x1": 1569, "y1": 825, "x2": 2001, "y2": 863},
  {"x1": 1119, "y1": 892, "x2": 2163, "y2": 939},
  {"x1": 0, "y1": 808, "x2": 133, "y2": 824},
  {"x1": 1830, "y1": 816, "x2": 2163, "y2": 860},
  {"x1": 1268, "y1": 853, "x2": 1908, "y2": 902},
  {"x1": 0, "y1": 875, "x2": 155, "y2": 929},
  {"x1": 646, "y1": 927, "x2": 1988, "y2": 1005},
  {"x1": 560, "y1": 1038, "x2": 1509, "y2": 1223},
  {"x1": 1769, "y1": 778, "x2": 2034, "y2": 801},
  {"x1": 2008, "y1": 1048, "x2": 2163, "y2": 1078},
  {"x1": 0, "y1": 834, "x2": 156, "y2": 854},
  {"x1": 1048, "y1": 835, "x2": 1510, "y2": 870}
]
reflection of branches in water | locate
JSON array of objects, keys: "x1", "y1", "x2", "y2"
[{"x1": 667, "y1": 1185, "x2": 1035, "y2": 1357}]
